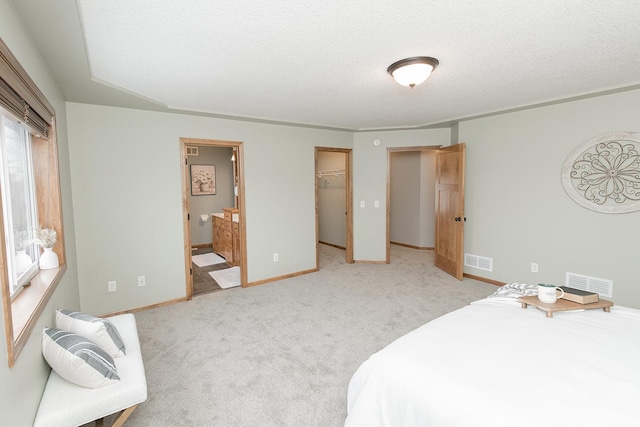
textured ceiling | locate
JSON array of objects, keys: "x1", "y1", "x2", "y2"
[{"x1": 12, "y1": 0, "x2": 640, "y2": 130}]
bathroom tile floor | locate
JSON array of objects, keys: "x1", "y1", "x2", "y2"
[{"x1": 191, "y1": 246, "x2": 230, "y2": 296}]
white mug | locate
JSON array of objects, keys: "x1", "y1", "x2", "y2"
[{"x1": 537, "y1": 283, "x2": 565, "y2": 303}]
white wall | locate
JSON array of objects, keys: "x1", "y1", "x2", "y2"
[
  {"x1": 0, "y1": 1, "x2": 80, "y2": 425},
  {"x1": 318, "y1": 151, "x2": 346, "y2": 247},
  {"x1": 353, "y1": 129, "x2": 451, "y2": 260},
  {"x1": 66, "y1": 103, "x2": 352, "y2": 314},
  {"x1": 459, "y1": 88, "x2": 640, "y2": 309}
]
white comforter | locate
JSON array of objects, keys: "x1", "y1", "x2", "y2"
[{"x1": 345, "y1": 298, "x2": 640, "y2": 427}]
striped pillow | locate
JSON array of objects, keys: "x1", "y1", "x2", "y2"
[
  {"x1": 487, "y1": 282, "x2": 538, "y2": 299},
  {"x1": 42, "y1": 327, "x2": 119, "y2": 388},
  {"x1": 56, "y1": 309, "x2": 126, "y2": 358}
]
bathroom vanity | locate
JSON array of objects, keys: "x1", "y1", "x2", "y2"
[{"x1": 212, "y1": 208, "x2": 239, "y2": 266}]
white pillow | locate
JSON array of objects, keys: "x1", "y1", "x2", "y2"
[
  {"x1": 41, "y1": 327, "x2": 120, "y2": 388},
  {"x1": 55, "y1": 309, "x2": 126, "y2": 358}
]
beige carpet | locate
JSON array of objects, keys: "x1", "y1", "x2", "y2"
[{"x1": 104, "y1": 245, "x2": 498, "y2": 427}]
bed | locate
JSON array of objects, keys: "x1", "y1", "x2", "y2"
[{"x1": 345, "y1": 284, "x2": 640, "y2": 427}]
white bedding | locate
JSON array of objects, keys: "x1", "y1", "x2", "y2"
[{"x1": 345, "y1": 298, "x2": 640, "y2": 427}]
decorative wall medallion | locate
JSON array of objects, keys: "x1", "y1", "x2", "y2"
[{"x1": 561, "y1": 131, "x2": 640, "y2": 214}]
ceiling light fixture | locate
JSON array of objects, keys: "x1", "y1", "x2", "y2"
[{"x1": 387, "y1": 56, "x2": 439, "y2": 88}]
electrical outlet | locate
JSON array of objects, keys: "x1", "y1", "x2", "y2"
[
  {"x1": 374, "y1": 200, "x2": 379, "y2": 208},
  {"x1": 137, "y1": 276, "x2": 145, "y2": 287},
  {"x1": 273, "y1": 253, "x2": 279, "y2": 262},
  {"x1": 531, "y1": 263, "x2": 539, "y2": 273},
  {"x1": 108, "y1": 281, "x2": 117, "y2": 292},
  {"x1": 360, "y1": 201, "x2": 365, "y2": 208}
]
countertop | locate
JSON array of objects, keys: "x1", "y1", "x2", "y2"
[{"x1": 212, "y1": 212, "x2": 239, "y2": 223}]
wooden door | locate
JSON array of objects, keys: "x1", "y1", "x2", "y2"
[{"x1": 434, "y1": 143, "x2": 466, "y2": 280}]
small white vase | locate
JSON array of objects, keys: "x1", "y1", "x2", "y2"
[
  {"x1": 39, "y1": 247, "x2": 59, "y2": 270},
  {"x1": 15, "y1": 250, "x2": 33, "y2": 274}
]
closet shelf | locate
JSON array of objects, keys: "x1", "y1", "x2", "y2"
[{"x1": 317, "y1": 169, "x2": 345, "y2": 178}]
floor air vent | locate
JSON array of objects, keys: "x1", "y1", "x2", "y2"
[
  {"x1": 464, "y1": 253, "x2": 493, "y2": 272},
  {"x1": 566, "y1": 272, "x2": 613, "y2": 298}
]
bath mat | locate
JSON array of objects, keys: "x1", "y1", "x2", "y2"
[
  {"x1": 209, "y1": 267, "x2": 241, "y2": 289},
  {"x1": 192, "y1": 252, "x2": 226, "y2": 267}
]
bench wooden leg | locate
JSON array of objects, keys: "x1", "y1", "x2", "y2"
[
  {"x1": 111, "y1": 404, "x2": 138, "y2": 427},
  {"x1": 94, "y1": 404, "x2": 138, "y2": 427}
]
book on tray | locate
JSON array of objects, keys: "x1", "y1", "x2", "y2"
[{"x1": 559, "y1": 286, "x2": 599, "y2": 304}]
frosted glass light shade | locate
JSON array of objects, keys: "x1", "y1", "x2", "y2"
[{"x1": 387, "y1": 57, "x2": 439, "y2": 88}]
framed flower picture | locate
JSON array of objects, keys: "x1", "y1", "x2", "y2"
[{"x1": 191, "y1": 164, "x2": 216, "y2": 196}]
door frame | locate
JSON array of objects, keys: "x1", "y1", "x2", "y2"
[
  {"x1": 315, "y1": 147, "x2": 354, "y2": 266},
  {"x1": 386, "y1": 145, "x2": 442, "y2": 263},
  {"x1": 180, "y1": 137, "x2": 247, "y2": 300}
]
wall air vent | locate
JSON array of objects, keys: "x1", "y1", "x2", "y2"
[
  {"x1": 566, "y1": 272, "x2": 613, "y2": 298},
  {"x1": 464, "y1": 253, "x2": 493, "y2": 272},
  {"x1": 186, "y1": 146, "x2": 198, "y2": 156}
]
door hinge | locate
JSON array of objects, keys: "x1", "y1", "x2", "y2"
[
  {"x1": 185, "y1": 158, "x2": 187, "y2": 165},
  {"x1": 188, "y1": 213, "x2": 190, "y2": 220},
  {"x1": 190, "y1": 268, "x2": 193, "y2": 275}
]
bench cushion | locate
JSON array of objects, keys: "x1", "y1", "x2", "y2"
[{"x1": 34, "y1": 313, "x2": 147, "y2": 427}]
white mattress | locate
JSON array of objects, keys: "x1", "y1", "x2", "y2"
[{"x1": 345, "y1": 298, "x2": 640, "y2": 427}]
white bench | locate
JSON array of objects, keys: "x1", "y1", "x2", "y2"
[{"x1": 34, "y1": 313, "x2": 147, "y2": 427}]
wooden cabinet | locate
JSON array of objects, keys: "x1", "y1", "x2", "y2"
[
  {"x1": 214, "y1": 216, "x2": 232, "y2": 263},
  {"x1": 212, "y1": 216, "x2": 223, "y2": 254},
  {"x1": 212, "y1": 209, "x2": 239, "y2": 266},
  {"x1": 232, "y1": 222, "x2": 240, "y2": 265}
]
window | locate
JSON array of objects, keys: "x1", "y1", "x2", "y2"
[
  {"x1": 0, "y1": 113, "x2": 40, "y2": 296},
  {"x1": 0, "y1": 37, "x2": 66, "y2": 366}
]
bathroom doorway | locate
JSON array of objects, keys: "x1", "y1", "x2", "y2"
[{"x1": 180, "y1": 137, "x2": 246, "y2": 299}]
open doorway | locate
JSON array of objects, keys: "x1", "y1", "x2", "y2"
[
  {"x1": 386, "y1": 144, "x2": 466, "y2": 280},
  {"x1": 386, "y1": 146, "x2": 439, "y2": 263},
  {"x1": 180, "y1": 137, "x2": 247, "y2": 299},
  {"x1": 315, "y1": 147, "x2": 353, "y2": 267}
]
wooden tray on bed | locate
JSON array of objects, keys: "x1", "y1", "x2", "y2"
[{"x1": 519, "y1": 295, "x2": 613, "y2": 318}]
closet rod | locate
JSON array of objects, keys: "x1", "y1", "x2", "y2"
[{"x1": 317, "y1": 169, "x2": 346, "y2": 178}]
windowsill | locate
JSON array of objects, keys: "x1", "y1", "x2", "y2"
[{"x1": 10, "y1": 264, "x2": 66, "y2": 361}]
